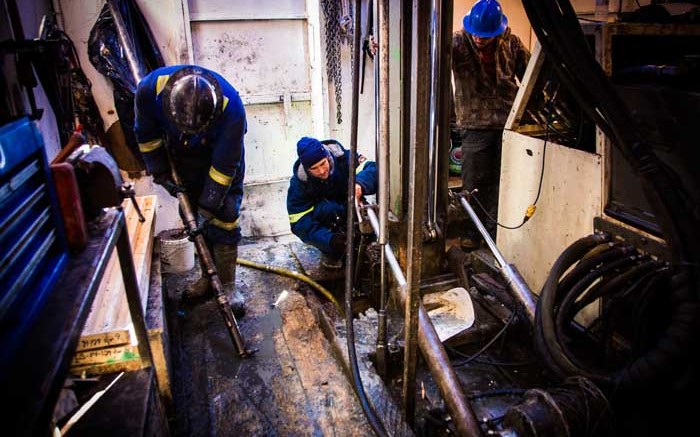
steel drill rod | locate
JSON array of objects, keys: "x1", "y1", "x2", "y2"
[
  {"x1": 366, "y1": 206, "x2": 482, "y2": 437},
  {"x1": 458, "y1": 194, "x2": 537, "y2": 327},
  {"x1": 168, "y1": 158, "x2": 249, "y2": 357}
]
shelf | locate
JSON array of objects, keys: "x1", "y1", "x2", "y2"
[{"x1": 0, "y1": 208, "x2": 153, "y2": 436}]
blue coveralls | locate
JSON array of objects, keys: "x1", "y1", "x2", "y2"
[
  {"x1": 134, "y1": 65, "x2": 246, "y2": 245},
  {"x1": 287, "y1": 141, "x2": 377, "y2": 256}
]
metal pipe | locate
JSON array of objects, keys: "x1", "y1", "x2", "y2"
[
  {"x1": 366, "y1": 206, "x2": 482, "y2": 437},
  {"x1": 346, "y1": 0, "x2": 387, "y2": 435},
  {"x1": 375, "y1": 0, "x2": 391, "y2": 379},
  {"x1": 116, "y1": 213, "x2": 153, "y2": 367},
  {"x1": 403, "y1": 0, "x2": 434, "y2": 420},
  {"x1": 424, "y1": 0, "x2": 442, "y2": 240},
  {"x1": 168, "y1": 154, "x2": 249, "y2": 357},
  {"x1": 106, "y1": 0, "x2": 144, "y2": 85},
  {"x1": 459, "y1": 194, "x2": 537, "y2": 327}
]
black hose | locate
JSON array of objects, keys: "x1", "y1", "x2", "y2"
[
  {"x1": 344, "y1": 0, "x2": 387, "y2": 435},
  {"x1": 535, "y1": 233, "x2": 612, "y2": 380},
  {"x1": 538, "y1": 233, "x2": 698, "y2": 388},
  {"x1": 523, "y1": 0, "x2": 700, "y2": 391},
  {"x1": 570, "y1": 259, "x2": 657, "y2": 315},
  {"x1": 555, "y1": 243, "x2": 630, "y2": 297},
  {"x1": 555, "y1": 254, "x2": 643, "y2": 339}
]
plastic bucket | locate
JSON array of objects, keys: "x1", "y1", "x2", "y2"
[{"x1": 159, "y1": 228, "x2": 195, "y2": 273}]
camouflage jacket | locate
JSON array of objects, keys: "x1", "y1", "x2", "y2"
[{"x1": 451, "y1": 28, "x2": 530, "y2": 129}]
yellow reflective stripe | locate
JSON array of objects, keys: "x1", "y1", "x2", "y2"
[
  {"x1": 355, "y1": 160, "x2": 368, "y2": 174},
  {"x1": 289, "y1": 206, "x2": 314, "y2": 224},
  {"x1": 209, "y1": 166, "x2": 232, "y2": 186},
  {"x1": 223, "y1": 96, "x2": 229, "y2": 111},
  {"x1": 139, "y1": 138, "x2": 164, "y2": 153},
  {"x1": 210, "y1": 216, "x2": 240, "y2": 230},
  {"x1": 156, "y1": 75, "x2": 170, "y2": 96}
]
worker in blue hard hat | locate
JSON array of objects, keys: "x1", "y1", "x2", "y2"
[
  {"x1": 451, "y1": 0, "x2": 530, "y2": 250},
  {"x1": 134, "y1": 65, "x2": 247, "y2": 316}
]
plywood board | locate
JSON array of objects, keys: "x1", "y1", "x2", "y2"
[{"x1": 71, "y1": 247, "x2": 172, "y2": 408}]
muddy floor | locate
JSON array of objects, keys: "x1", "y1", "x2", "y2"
[{"x1": 163, "y1": 236, "x2": 375, "y2": 436}]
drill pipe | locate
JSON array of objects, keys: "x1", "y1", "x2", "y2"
[
  {"x1": 365, "y1": 206, "x2": 482, "y2": 436},
  {"x1": 168, "y1": 155, "x2": 249, "y2": 357}
]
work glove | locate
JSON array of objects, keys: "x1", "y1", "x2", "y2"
[
  {"x1": 153, "y1": 172, "x2": 184, "y2": 197},
  {"x1": 330, "y1": 233, "x2": 347, "y2": 257}
]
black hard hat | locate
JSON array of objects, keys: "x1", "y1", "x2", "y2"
[{"x1": 161, "y1": 67, "x2": 224, "y2": 134}]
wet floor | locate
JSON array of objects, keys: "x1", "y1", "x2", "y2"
[{"x1": 163, "y1": 236, "x2": 374, "y2": 436}]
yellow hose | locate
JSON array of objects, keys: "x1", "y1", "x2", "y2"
[{"x1": 236, "y1": 258, "x2": 344, "y2": 316}]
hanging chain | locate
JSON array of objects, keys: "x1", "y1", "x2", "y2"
[{"x1": 321, "y1": 0, "x2": 354, "y2": 125}]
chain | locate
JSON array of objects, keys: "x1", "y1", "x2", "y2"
[{"x1": 321, "y1": 0, "x2": 352, "y2": 125}]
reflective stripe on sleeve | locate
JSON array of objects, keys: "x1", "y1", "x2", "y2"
[
  {"x1": 209, "y1": 166, "x2": 233, "y2": 186},
  {"x1": 138, "y1": 138, "x2": 164, "y2": 153},
  {"x1": 355, "y1": 160, "x2": 368, "y2": 174},
  {"x1": 289, "y1": 206, "x2": 314, "y2": 224},
  {"x1": 209, "y1": 216, "x2": 240, "y2": 230}
]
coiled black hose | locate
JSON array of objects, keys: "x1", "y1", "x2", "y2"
[
  {"x1": 536, "y1": 233, "x2": 697, "y2": 388},
  {"x1": 522, "y1": 0, "x2": 699, "y2": 391}
]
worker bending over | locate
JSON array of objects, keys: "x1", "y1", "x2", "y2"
[
  {"x1": 134, "y1": 65, "x2": 247, "y2": 315},
  {"x1": 287, "y1": 137, "x2": 377, "y2": 269}
]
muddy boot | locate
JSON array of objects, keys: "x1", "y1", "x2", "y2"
[
  {"x1": 182, "y1": 257, "x2": 212, "y2": 303},
  {"x1": 213, "y1": 243, "x2": 245, "y2": 318},
  {"x1": 320, "y1": 252, "x2": 342, "y2": 269}
]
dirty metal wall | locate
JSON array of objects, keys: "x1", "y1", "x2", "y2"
[
  {"x1": 498, "y1": 130, "x2": 603, "y2": 326},
  {"x1": 56, "y1": 0, "x2": 381, "y2": 238}
]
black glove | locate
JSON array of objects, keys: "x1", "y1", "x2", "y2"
[
  {"x1": 330, "y1": 233, "x2": 347, "y2": 257},
  {"x1": 153, "y1": 172, "x2": 183, "y2": 197}
]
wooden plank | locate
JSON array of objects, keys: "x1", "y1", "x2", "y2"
[
  {"x1": 71, "y1": 344, "x2": 140, "y2": 367},
  {"x1": 70, "y1": 246, "x2": 173, "y2": 410},
  {"x1": 78, "y1": 196, "x2": 157, "y2": 350},
  {"x1": 75, "y1": 329, "x2": 131, "y2": 352}
]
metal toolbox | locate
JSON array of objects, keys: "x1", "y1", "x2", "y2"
[{"x1": 0, "y1": 117, "x2": 68, "y2": 358}]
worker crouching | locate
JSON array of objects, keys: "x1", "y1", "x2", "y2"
[{"x1": 287, "y1": 137, "x2": 377, "y2": 269}]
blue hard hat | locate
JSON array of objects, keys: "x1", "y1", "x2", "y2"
[{"x1": 463, "y1": 0, "x2": 508, "y2": 38}]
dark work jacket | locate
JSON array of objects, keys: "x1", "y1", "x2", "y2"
[
  {"x1": 452, "y1": 28, "x2": 530, "y2": 129},
  {"x1": 134, "y1": 65, "x2": 246, "y2": 238},
  {"x1": 287, "y1": 142, "x2": 377, "y2": 255}
]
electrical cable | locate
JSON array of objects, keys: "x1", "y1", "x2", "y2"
[
  {"x1": 453, "y1": 312, "x2": 517, "y2": 368},
  {"x1": 235, "y1": 257, "x2": 343, "y2": 316},
  {"x1": 469, "y1": 87, "x2": 557, "y2": 230},
  {"x1": 342, "y1": 0, "x2": 387, "y2": 435}
]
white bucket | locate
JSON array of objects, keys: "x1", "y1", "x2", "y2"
[{"x1": 159, "y1": 228, "x2": 195, "y2": 273}]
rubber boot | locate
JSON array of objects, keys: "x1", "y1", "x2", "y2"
[
  {"x1": 213, "y1": 243, "x2": 245, "y2": 318},
  {"x1": 182, "y1": 256, "x2": 212, "y2": 303}
]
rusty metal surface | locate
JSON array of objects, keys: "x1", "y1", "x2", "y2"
[{"x1": 166, "y1": 238, "x2": 372, "y2": 436}]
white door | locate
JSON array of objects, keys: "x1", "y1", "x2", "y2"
[{"x1": 185, "y1": 0, "x2": 324, "y2": 237}]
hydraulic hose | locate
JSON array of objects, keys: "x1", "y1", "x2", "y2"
[
  {"x1": 523, "y1": 0, "x2": 700, "y2": 392},
  {"x1": 536, "y1": 233, "x2": 612, "y2": 380},
  {"x1": 235, "y1": 258, "x2": 343, "y2": 316},
  {"x1": 537, "y1": 233, "x2": 698, "y2": 388}
]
